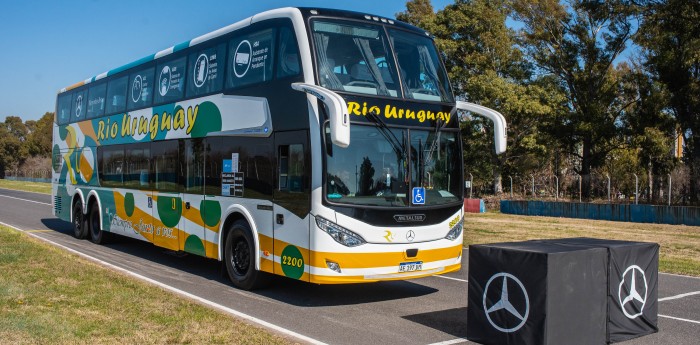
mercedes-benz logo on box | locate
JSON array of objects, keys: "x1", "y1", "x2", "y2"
[
  {"x1": 393, "y1": 214, "x2": 425, "y2": 222},
  {"x1": 618, "y1": 265, "x2": 648, "y2": 319},
  {"x1": 483, "y1": 272, "x2": 530, "y2": 333}
]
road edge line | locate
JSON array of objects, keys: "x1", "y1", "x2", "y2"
[
  {"x1": 658, "y1": 314, "x2": 700, "y2": 325},
  {"x1": 0, "y1": 220, "x2": 327, "y2": 345},
  {"x1": 659, "y1": 291, "x2": 700, "y2": 302}
]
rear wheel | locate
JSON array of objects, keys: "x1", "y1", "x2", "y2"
[
  {"x1": 88, "y1": 202, "x2": 108, "y2": 244},
  {"x1": 224, "y1": 220, "x2": 267, "y2": 290},
  {"x1": 72, "y1": 201, "x2": 88, "y2": 239}
]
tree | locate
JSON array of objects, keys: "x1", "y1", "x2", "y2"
[
  {"x1": 399, "y1": 0, "x2": 562, "y2": 194},
  {"x1": 511, "y1": 0, "x2": 640, "y2": 199},
  {"x1": 0, "y1": 118, "x2": 29, "y2": 178},
  {"x1": 26, "y1": 112, "x2": 54, "y2": 157},
  {"x1": 636, "y1": 0, "x2": 700, "y2": 204}
]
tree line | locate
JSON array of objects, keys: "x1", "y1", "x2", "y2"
[
  {"x1": 0, "y1": 112, "x2": 54, "y2": 178},
  {"x1": 398, "y1": 0, "x2": 699, "y2": 205}
]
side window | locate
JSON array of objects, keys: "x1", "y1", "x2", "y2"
[
  {"x1": 187, "y1": 43, "x2": 226, "y2": 98},
  {"x1": 276, "y1": 26, "x2": 300, "y2": 78},
  {"x1": 128, "y1": 67, "x2": 155, "y2": 111},
  {"x1": 56, "y1": 93, "x2": 72, "y2": 125},
  {"x1": 151, "y1": 140, "x2": 179, "y2": 192},
  {"x1": 124, "y1": 143, "x2": 151, "y2": 189},
  {"x1": 70, "y1": 88, "x2": 88, "y2": 123},
  {"x1": 278, "y1": 144, "x2": 304, "y2": 192},
  {"x1": 99, "y1": 145, "x2": 124, "y2": 187},
  {"x1": 86, "y1": 83, "x2": 107, "y2": 119},
  {"x1": 106, "y1": 76, "x2": 128, "y2": 114},
  {"x1": 155, "y1": 56, "x2": 187, "y2": 105},
  {"x1": 227, "y1": 28, "x2": 275, "y2": 89}
]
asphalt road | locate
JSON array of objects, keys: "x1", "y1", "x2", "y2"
[{"x1": 1, "y1": 187, "x2": 698, "y2": 344}]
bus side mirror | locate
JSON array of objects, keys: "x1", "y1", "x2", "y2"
[
  {"x1": 455, "y1": 101, "x2": 507, "y2": 155},
  {"x1": 291, "y1": 83, "x2": 350, "y2": 148}
]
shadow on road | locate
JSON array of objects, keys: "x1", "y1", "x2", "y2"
[
  {"x1": 39, "y1": 217, "x2": 440, "y2": 307},
  {"x1": 403, "y1": 307, "x2": 469, "y2": 339}
]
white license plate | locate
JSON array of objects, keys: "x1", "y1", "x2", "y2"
[{"x1": 399, "y1": 261, "x2": 423, "y2": 273}]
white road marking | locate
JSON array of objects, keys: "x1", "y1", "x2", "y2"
[
  {"x1": 0, "y1": 220, "x2": 327, "y2": 345},
  {"x1": 659, "y1": 314, "x2": 700, "y2": 325},
  {"x1": 660, "y1": 272, "x2": 700, "y2": 280},
  {"x1": 426, "y1": 338, "x2": 469, "y2": 345},
  {"x1": 659, "y1": 291, "x2": 700, "y2": 302},
  {"x1": 0, "y1": 194, "x2": 51, "y2": 206},
  {"x1": 434, "y1": 275, "x2": 468, "y2": 283}
]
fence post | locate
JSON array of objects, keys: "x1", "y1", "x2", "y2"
[
  {"x1": 606, "y1": 174, "x2": 611, "y2": 202},
  {"x1": 554, "y1": 175, "x2": 559, "y2": 201},
  {"x1": 633, "y1": 173, "x2": 638, "y2": 205},
  {"x1": 469, "y1": 173, "x2": 473, "y2": 199},
  {"x1": 668, "y1": 174, "x2": 672, "y2": 206},
  {"x1": 531, "y1": 174, "x2": 535, "y2": 198},
  {"x1": 579, "y1": 176, "x2": 582, "y2": 203},
  {"x1": 509, "y1": 175, "x2": 513, "y2": 199}
]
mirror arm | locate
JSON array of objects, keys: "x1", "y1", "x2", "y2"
[
  {"x1": 292, "y1": 83, "x2": 350, "y2": 148},
  {"x1": 456, "y1": 101, "x2": 507, "y2": 154}
]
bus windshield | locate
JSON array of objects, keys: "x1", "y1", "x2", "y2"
[
  {"x1": 312, "y1": 19, "x2": 453, "y2": 103},
  {"x1": 325, "y1": 124, "x2": 461, "y2": 207}
]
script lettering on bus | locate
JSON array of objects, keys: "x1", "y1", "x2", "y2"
[
  {"x1": 346, "y1": 101, "x2": 452, "y2": 124},
  {"x1": 96, "y1": 104, "x2": 200, "y2": 141}
]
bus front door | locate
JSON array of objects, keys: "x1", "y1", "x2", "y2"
[{"x1": 273, "y1": 131, "x2": 310, "y2": 281}]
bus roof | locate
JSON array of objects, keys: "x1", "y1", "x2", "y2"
[{"x1": 58, "y1": 7, "x2": 429, "y2": 94}]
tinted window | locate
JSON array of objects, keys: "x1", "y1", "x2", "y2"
[
  {"x1": 99, "y1": 145, "x2": 124, "y2": 187},
  {"x1": 227, "y1": 28, "x2": 275, "y2": 89},
  {"x1": 277, "y1": 27, "x2": 300, "y2": 78},
  {"x1": 128, "y1": 67, "x2": 155, "y2": 111},
  {"x1": 151, "y1": 141, "x2": 180, "y2": 192},
  {"x1": 124, "y1": 143, "x2": 151, "y2": 189},
  {"x1": 106, "y1": 76, "x2": 128, "y2": 114},
  {"x1": 155, "y1": 57, "x2": 187, "y2": 105},
  {"x1": 187, "y1": 43, "x2": 226, "y2": 97},
  {"x1": 57, "y1": 93, "x2": 72, "y2": 124},
  {"x1": 183, "y1": 139, "x2": 205, "y2": 194},
  {"x1": 70, "y1": 88, "x2": 88, "y2": 122},
  {"x1": 86, "y1": 83, "x2": 107, "y2": 119}
]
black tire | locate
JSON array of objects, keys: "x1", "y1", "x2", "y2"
[
  {"x1": 72, "y1": 201, "x2": 88, "y2": 239},
  {"x1": 224, "y1": 220, "x2": 267, "y2": 290},
  {"x1": 88, "y1": 202, "x2": 108, "y2": 244}
]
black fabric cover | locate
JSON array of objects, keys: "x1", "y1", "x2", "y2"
[
  {"x1": 467, "y1": 241, "x2": 608, "y2": 345},
  {"x1": 539, "y1": 238, "x2": 659, "y2": 343}
]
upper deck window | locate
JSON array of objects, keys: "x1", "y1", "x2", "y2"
[
  {"x1": 388, "y1": 29, "x2": 453, "y2": 103},
  {"x1": 86, "y1": 83, "x2": 107, "y2": 119},
  {"x1": 227, "y1": 28, "x2": 275, "y2": 89},
  {"x1": 106, "y1": 76, "x2": 128, "y2": 115},
  {"x1": 70, "y1": 88, "x2": 88, "y2": 123},
  {"x1": 56, "y1": 93, "x2": 72, "y2": 125},
  {"x1": 155, "y1": 57, "x2": 187, "y2": 105},
  {"x1": 187, "y1": 43, "x2": 226, "y2": 98},
  {"x1": 312, "y1": 20, "x2": 401, "y2": 98},
  {"x1": 128, "y1": 67, "x2": 155, "y2": 111}
]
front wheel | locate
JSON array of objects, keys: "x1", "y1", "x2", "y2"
[
  {"x1": 224, "y1": 220, "x2": 267, "y2": 290},
  {"x1": 72, "y1": 201, "x2": 88, "y2": 239}
]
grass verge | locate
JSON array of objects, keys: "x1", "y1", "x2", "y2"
[
  {"x1": 0, "y1": 179, "x2": 51, "y2": 195},
  {"x1": 464, "y1": 212, "x2": 700, "y2": 277},
  {"x1": 0, "y1": 225, "x2": 292, "y2": 344}
]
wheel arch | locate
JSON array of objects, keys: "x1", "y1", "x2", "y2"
[
  {"x1": 218, "y1": 205, "x2": 260, "y2": 270},
  {"x1": 71, "y1": 189, "x2": 87, "y2": 220},
  {"x1": 86, "y1": 190, "x2": 103, "y2": 231}
]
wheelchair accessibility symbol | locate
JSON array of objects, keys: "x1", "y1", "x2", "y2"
[{"x1": 412, "y1": 187, "x2": 426, "y2": 205}]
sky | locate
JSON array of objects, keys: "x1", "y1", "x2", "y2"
[{"x1": 0, "y1": 0, "x2": 453, "y2": 122}]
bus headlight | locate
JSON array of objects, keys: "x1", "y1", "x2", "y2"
[
  {"x1": 315, "y1": 216, "x2": 366, "y2": 247},
  {"x1": 445, "y1": 217, "x2": 463, "y2": 240}
]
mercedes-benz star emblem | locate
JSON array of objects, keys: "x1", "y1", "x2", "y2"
[
  {"x1": 483, "y1": 272, "x2": 530, "y2": 333},
  {"x1": 406, "y1": 230, "x2": 415, "y2": 242},
  {"x1": 618, "y1": 265, "x2": 648, "y2": 319}
]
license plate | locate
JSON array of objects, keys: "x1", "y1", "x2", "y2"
[{"x1": 399, "y1": 261, "x2": 423, "y2": 273}]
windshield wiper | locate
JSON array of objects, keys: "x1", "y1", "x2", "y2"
[{"x1": 366, "y1": 110, "x2": 406, "y2": 161}]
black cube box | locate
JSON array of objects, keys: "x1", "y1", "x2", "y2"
[
  {"x1": 538, "y1": 238, "x2": 659, "y2": 343},
  {"x1": 467, "y1": 241, "x2": 608, "y2": 345}
]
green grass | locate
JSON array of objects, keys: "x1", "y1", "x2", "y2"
[
  {"x1": 464, "y1": 212, "x2": 700, "y2": 277},
  {"x1": 0, "y1": 179, "x2": 51, "y2": 195},
  {"x1": 0, "y1": 225, "x2": 293, "y2": 344}
]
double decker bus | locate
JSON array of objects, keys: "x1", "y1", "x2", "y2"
[{"x1": 52, "y1": 7, "x2": 506, "y2": 290}]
